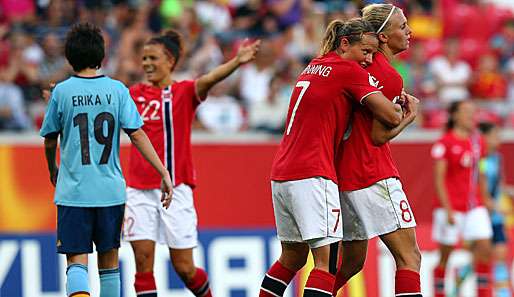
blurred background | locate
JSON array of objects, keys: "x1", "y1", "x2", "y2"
[{"x1": 0, "y1": 0, "x2": 514, "y2": 296}]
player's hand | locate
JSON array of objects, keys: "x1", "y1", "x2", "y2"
[
  {"x1": 236, "y1": 39, "x2": 261, "y2": 65},
  {"x1": 160, "y1": 173, "x2": 173, "y2": 209},
  {"x1": 50, "y1": 168, "x2": 58, "y2": 187},
  {"x1": 396, "y1": 89, "x2": 407, "y2": 106},
  {"x1": 403, "y1": 94, "x2": 419, "y2": 120},
  {"x1": 42, "y1": 83, "x2": 55, "y2": 103}
]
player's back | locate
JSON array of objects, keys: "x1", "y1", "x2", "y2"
[
  {"x1": 41, "y1": 75, "x2": 142, "y2": 207},
  {"x1": 271, "y1": 52, "x2": 377, "y2": 183}
]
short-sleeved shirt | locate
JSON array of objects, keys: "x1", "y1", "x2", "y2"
[
  {"x1": 271, "y1": 51, "x2": 380, "y2": 183},
  {"x1": 126, "y1": 80, "x2": 204, "y2": 189},
  {"x1": 431, "y1": 131, "x2": 484, "y2": 212},
  {"x1": 40, "y1": 75, "x2": 143, "y2": 207},
  {"x1": 336, "y1": 52, "x2": 402, "y2": 191}
]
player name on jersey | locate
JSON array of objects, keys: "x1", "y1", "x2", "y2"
[
  {"x1": 301, "y1": 64, "x2": 333, "y2": 77},
  {"x1": 72, "y1": 94, "x2": 113, "y2": 107}
]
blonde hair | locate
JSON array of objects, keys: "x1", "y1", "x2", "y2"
[
  {"x1": 319, "y1": 18, "x2": 376, "y2": 56},
  {"x1": 362, "y1": 4, "x2": 399, "y2": 34}
]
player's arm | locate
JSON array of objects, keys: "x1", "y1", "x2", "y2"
[
  {"x1": 362, "y1": 92, "x2": 403, "y2": 128},
  {"x1": 195, "y1": 39, "x2": 260, "y2": 99},
  {"x1": 127, "y1": 128, "x2": 173, "y2": 208},
  {"x1": 370, "y1": 94, "x2": 419, "y2": 146},
  {"x1": 434, "y1": 159, "x2": 455, "y2": 224},
  {"x1": 43, "y1": 135, "x2": 59, "y2": 187}
]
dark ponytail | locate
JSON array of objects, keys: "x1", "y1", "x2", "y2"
[{"x1": 146, "y1": 29, "x2": 183, "y2": 70}]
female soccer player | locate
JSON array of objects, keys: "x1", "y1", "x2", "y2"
[
  {"x1": 333, "y1": 4, "x2": 422, "y2": 297},
  {"x1": 259, "y1": 18, "x2": 405, "y2": 297},
  {"x1": 431, "y1": 101, "x2": 493, "y2": 297},
  {"x1": 479, "y1": 122, "x2": 512, "y2": 297},
  {"x1": 122, "y1": 30, "x2": 259, "y2": 297},
  {"x1": 40, "y1": 23, "x2": 172, "y2": 297}
]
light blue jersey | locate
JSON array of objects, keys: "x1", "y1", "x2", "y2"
[
  {"x1": 480, "y1": 153, "x2": 502, "y2": 225},
  {"x1": 40, "y1": 75, "x2": 143, "y2": 207}
]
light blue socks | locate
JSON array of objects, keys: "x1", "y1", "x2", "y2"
[
  {"x1": 99, "y1": 268, "x2": 121, "y2": 297},
  {"x1": 66, "y1": 263, "x2": 90, "y2": 296},
  {"x1": 494, "y1": 262, "x2": 511, "y2": 297}
]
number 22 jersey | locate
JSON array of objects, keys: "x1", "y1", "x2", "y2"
[
  {"x1": 271, "y1": 52, "x2": 380, "y2": 184},
  {"x1": 40, "y1": 75, "x2": 143, "y2": 207},
  {"x1": 126, "y1": 80, "x2": 203, "y2": 190}
]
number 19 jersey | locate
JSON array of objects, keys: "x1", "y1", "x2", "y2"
[
  {"x1": 40, "y1": 75, "x2": 143, "y2": 207},
  {"x1": 271, "y1": 52, "x2": 380, "y2": 183}
]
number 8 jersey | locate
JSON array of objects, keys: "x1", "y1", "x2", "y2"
[
  {"x1": 40, "y1": 75, "x2": 143, "y2": 207},
  {"x1": 271, "y1": 52, "x2": 380, "y2": 183},
  {"x1": 126, "y1": 80, "x2": 203, "y2": 190}
]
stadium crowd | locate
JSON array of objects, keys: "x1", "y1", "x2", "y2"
[{"x1": 0, "y1": 0, "x2": 513, "y2": 133}]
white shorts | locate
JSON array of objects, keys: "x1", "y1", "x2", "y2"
[
  {"x1": 271, "y1": 177, "x2": 343, "y2": 249},
  {"x1": 340, "y1": 178, "x2": 417, "y2": 241},
  {"x1": 123, "y1": 184, "x2": 198, "y2": 249},
  {"x1": 432, "y1": 206, "x2": 493, "y2": 246}
]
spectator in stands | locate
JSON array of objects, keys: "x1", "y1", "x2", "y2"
[
  {"x1": 239, "y1": 40, "x2": 275, "y2": 109},
  {"x1": 196, "y1": 81, "x2": 244, "y2": 133},
  {"x1": 491, "y1": 18, "x2": 514, "y2": 68},
  {"x1": 0, "y1": 82, "x2": 31, "y2": 130},
  {"x1": 195, "y1": 0, "x2": 232, "y2": 33},
  {"x1": 266, "y1": 0, "x2": 310, "y2": 31},
  {"x1": 37, "y1": 32, "x2": 71, "y2": 90},
  {"x1": 0, "y1": 27, "x2": 39, "y2": 101},
  {"x1": 471, "y1": 53, "x2": 508, "y2": 100},
  {"x1": 429, "y1": 38, "x2": 472, "y2": 104},
  {"x1": 283, "y1": 12, "x2": 322, "y2": 62},
  {"x1": 405, "y1": 42, "x2": 433, "y2": 98},
  {"x1": 33, "y1": 0, "x2": 75, "y2": 40},
  {"x1": 247, "y1": 69, "x2": 292, "y2": 134}
]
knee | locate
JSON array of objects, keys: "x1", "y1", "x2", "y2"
[
  {"x1": 474, "y1": 240, "x2": 493, "y2": 262},
  {"x1": 173, "y1": 258, "x2": 196, "y2": 282}
]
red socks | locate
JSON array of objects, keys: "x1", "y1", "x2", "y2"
[
  {"x1": 260, "y1": 261, "x2": 296, "y2": 297},
  {"x1": 304, "y1": 269, "x2": 335, "y2": 297},
  {"x1": 134, "y1": 272, "x2": 157, "y2": 297},
  {"x1": 186, "y1": 268, "x2": 212, "y2": 297},
  {"x1": 433, "y1": 266, "x2": 445, "y2": 297},
  {"x1": 395, "y1": 269, "x2": 422, "y2": 296},
  {"x1": 475, "y1": 262, "x2": 492, "y2": 297}
]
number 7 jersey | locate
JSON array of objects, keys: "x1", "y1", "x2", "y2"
[
  {"x1": 126, "y1": 80, "x2": 203, "y2": 190},
  {"x1": 271, "y1": 52, "x2": 380, "y2": 183},
  {"x1": 40, "y1": 75, "x2": 143, "y2": 207}
]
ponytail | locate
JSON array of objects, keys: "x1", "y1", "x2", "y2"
[
  {"x1": 320, "y1": 20, "x2": 346, "y2": 55},
  {"x1": 319, "y1": 18, "x2": 376, "y2": 56}
]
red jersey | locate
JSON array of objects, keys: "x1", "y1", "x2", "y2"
[
  {"x1": 336, "y1": 52, "x2": 402, "y2": 191},
  {"x1": 431, "y1": 131, "x2": 485, "y2": 212},
  {"x1": 271, "y1": 51, "x2": 380, "y2": 183},
  {"x1": 127, "y1": 80, "x2": 203, "y2": 189}
]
